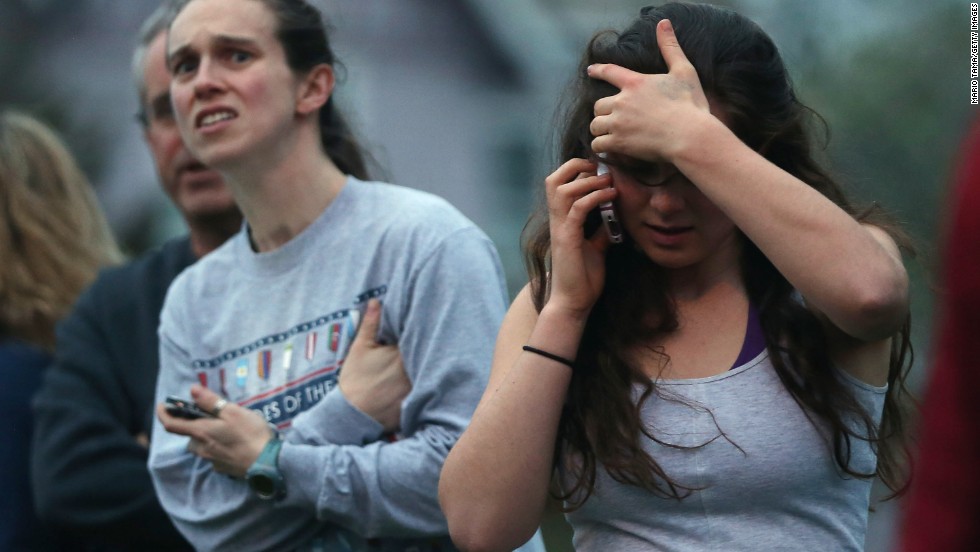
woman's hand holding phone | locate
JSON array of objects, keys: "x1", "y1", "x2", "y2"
[
  {"x1": 158, "y1": 386, "x2": 273, "y2": 477},
  {"x1": 544, "y1": 157, "x2": 618, "y2": 321}
]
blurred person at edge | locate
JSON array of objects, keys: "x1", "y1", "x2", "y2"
[
  {"x1": 147, "y1": 0, "x2": 544, "y2": 551},
  {"x1": 899, "y1": 116, "x2": 980, "y2": 551},
  {"x1": 0, "y1": 109, "x2": 122, "y2": 552},
  {"x1": 30, "y1": 5, "x2": 241, "y2": 551}
]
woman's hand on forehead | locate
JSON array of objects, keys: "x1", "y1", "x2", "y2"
[{"x1": 587, "y1": 19, "x2": 711, "y2": 164}]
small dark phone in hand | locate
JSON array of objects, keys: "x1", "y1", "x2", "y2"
[{"x1": 165, "y1": 395, "x2": 214, "y2": 420}]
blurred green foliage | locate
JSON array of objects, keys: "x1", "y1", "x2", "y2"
[
  {"x1": 801, "y1": 1, "x2": 968, "y2": 245},
  {"x1": 794, "y1": 1, "x2": 971, "y2": 391}
]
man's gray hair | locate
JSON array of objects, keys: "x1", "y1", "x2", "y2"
[{"x1": 132, "y1": 3, "x2": 178, "y2": 126}]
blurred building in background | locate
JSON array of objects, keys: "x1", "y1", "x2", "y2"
[{"x1": 0, "y1": 1, "x2": 972, "y2": 550}]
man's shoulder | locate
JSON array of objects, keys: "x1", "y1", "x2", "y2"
[{"x1": 83, "y1": 236, "x2": 196, "y2": 309}]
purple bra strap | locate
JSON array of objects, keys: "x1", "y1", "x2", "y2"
[{"x1": 731, "y1": 301, "x2": 766, "y2": 369}]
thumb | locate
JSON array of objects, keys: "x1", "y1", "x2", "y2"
[
  {"x1": 353, "y1": 298, "x2": 383, "y2": 347},
  {"x1": 190, "y1": 384, "x2": 220, "y2": 411},
  {"x1": 656, "y1": 19, "x2": 689, "y2": 71}
]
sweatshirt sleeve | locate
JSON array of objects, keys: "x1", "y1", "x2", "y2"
[
  {"x1": 148, "y1": 227, "x2": 507, "y2": 550},
  {"x1": 286, "y1": 375, "x2": 386, "y2": 446},
  {"x1": 277, "y1": 226, "x2": 507, "y2": 535},
  {"x1": 31, "y1": 283, "x2": 191, "y2": 550},
  {"x1": 149, "y1": 327, "x2": 323, "y2": 552}
]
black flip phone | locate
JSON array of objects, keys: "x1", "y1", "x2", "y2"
[{"x1": 165, "y1": 395, "x2": 214, "y2": 420}]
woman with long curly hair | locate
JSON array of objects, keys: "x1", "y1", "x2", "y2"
[
  {"x1": 440, "y1": 4, "x2": 913, "y2": 551},
  {"x1": 0, "y1": 110, "x2": 120, "y2": 551}
]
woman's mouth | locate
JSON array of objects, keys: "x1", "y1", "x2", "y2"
[
  {"x1": 646, "y1": 224, "x2": 693, "y2": 246},
  {"x1": 195, "y1": 108, "x2": 238, "y2": 129}
]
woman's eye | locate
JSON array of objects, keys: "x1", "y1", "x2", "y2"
[
  {"x1": 635, "y1": 164, "x2": 678, "y2": 187},
  {"x1": 172, "y1": 58, "x2": 197, "y2": 75},
  {"x1": 230, "y1": 51, "x2": 252, "y2": 63}
]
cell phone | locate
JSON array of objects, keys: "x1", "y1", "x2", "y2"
[
  {"x1": 165, "y1": 395, "x2": 215, "y2": 420},
  {"x1": 595, "y1": 155, "x2": 623, "y2": 244}
]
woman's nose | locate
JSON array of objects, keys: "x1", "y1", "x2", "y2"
[
  {"x1": 648, "y1": 184, "x2": 686, "y2": 214},
  {"x1": 192, "y1": 59, "x2": 224, "y2": 100}
]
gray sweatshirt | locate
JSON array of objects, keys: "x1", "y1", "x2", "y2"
[{"x1": 149, "y1": 177, "x2": 507, "y2": 551}]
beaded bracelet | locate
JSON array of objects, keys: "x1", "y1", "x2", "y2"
[{"x1": 522, "y1": 345, "x2": 575, "y2": 370}]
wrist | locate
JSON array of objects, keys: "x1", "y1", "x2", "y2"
[
  {"x1": 245, "y1": 431, "x2": 286, "y2": 501},
  {"x1": 247, "y1": 425, "x2": 276, "y2": 464},
  {"x1": 531, "y1": 303, "x2": 590, "y2": 362},
  {"x1": 669, "y1": 110, "x2": 730, "y2": 167},
  {"x1": 540, "y1": 300, "x2": 593, "y2": 326}
]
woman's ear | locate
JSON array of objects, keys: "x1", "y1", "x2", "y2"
[{"x1": 296, "y1": 64, "x2": 334, "y2": 116}]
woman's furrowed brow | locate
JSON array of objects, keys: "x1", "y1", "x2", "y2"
[
  {"x1": 168, "y1": 35, "x2": 259, "y2": 62},
  {"x1": 211, "y1": 35, "x2": 260, "y2": 50}
]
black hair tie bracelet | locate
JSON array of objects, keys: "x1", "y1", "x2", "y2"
[{"x1": 522, "y1": 345, "x2": 575, "y2": 370}]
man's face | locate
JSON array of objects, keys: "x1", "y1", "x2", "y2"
[{"x1": 141, "y1": 32, "x2": 236, "y2": 224}]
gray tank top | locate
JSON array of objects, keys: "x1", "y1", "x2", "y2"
[{"x1": 564, "y1": 351, "x2": 886, "y2": 551}]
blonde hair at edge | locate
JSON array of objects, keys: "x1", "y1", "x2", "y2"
[{"x1": 0, "y1": 110, "x2": 122, "y2": 350}]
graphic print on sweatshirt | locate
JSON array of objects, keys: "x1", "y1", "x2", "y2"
[{"x1": 189, "y1": 286, "x2": 386, "y2": 429}]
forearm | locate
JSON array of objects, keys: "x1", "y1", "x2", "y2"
[
  {"x1": 441, "y1": 303, "x2": 585, "y2": 551},
  {"x1": 674, "y1": 115, "x2": 908, "y2": 339},
  {"x1": 153, "y1": 413, "x2": 458, "y2": 545},
  {"x1": 149, "y1": 433, "x2": 322, "y2": 552},
  {"x1": 287, "y1": 385, "x2": 384, "y2": 446},
  {"x1": 279, "y1": 427, "x2": 457, "y2": 538},
  {"x1": 150, "y1": 340, "x2": 321, "y2": 551},
  {"x1": 153, "y1": 329, "x2": 471, "y2": 546}
]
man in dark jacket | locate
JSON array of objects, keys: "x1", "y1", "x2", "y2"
[{"x1": 31, "y1": 5, "x2": 241, "y2": 550}]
